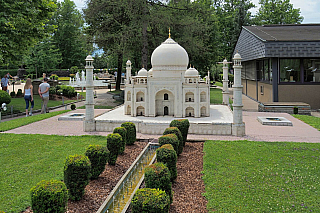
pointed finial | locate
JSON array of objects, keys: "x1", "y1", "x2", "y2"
[{"x1": 169, "y1": 28, "x2": 171, "y2": 38}]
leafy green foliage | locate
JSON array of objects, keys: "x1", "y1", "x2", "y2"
[
  {"x1": 121, "y1": 122, "x2": 136, "y2": 145},
  {"x1": 292, "y1": 115, "x2": 320, "y2": 131},
  {"x1": 0, "y1": 90, "x2": 11, "y2": 105},
  {"x1": 106, "y1": 133, "x2": 123, "y2": 165},
  {"x1": 203, "y1": 141, "x2": 320, "y2": 212},
  {"x1": 145, "y1": 162, "x2": 173, "y2": 204},
  {"x1": 30, "y1": 180, "x2": 68, "y2": 213},
  {"x1": 85, "y1": 145, "x2": 109, "y2": 179},
  {"x1": 69, "y1": 66, "x2": 79, "y2": 74},
  {"x1": 156, "y1": 144, "x2": 178, "y2": 182},
  {"x1": 131, "y1": 188, "x2": 170, "y2": 213},
  {"x1": 163, "y1": 127, "x2": 183, "y2": 155},
  {"x1": 71, "y1": 104, "x2": 76, "y2": 110},
  {"x1": 158, "y1": 134, "x2": 179, "y2": 155},
  {"x1": 64, "y1": 154, "x2": 91, "y2": 201},
  {"x1": 113, "y1": 127, "x2": 127, "y2": 154},
  {"x1": 169, "y1": 119, "x2": 190, "y2": 144}
]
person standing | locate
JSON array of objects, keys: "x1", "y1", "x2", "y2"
[
  {"x1": 38, "y1": 77, "x2": 50, "y2": 114},
  {"x1": 1, "y1": 74, "x2": 10, "y2": 92},
  {"x1": 24, "y1": 78, "x2": 34, "y2": 117}
]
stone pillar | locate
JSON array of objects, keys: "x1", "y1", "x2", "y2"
[
  {"x1": 232, "y1": 53, "x2": 245, "y2": 136},
  {"x1": 126, "y1": 60, "x2": 131, "y2": 83},
  {"x1": 84, "y1": 55, "x2": 95, "y2": 131},
  {"x1": 222, "y1": 59, "x2": 230, "y2": 105}
]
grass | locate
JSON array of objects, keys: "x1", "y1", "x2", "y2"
[
  {"x1": 203, "y1": 140, "x2": 320, "y2": 212},
  {"x1": 214, "y1": 81, "x2": 223, "y2": 87},
  {"x1": 292, "y1": 114, "x2": 320, "y2": 131},
  {"x1": 0, "y1": 134, "x2": 107, "y2": 212},
  {"x1": 0, "y1": 110, "x2": 70, "y2": 132},
  {"x1": 210, "y1": 88, "x2": 223, "y2": 104}
]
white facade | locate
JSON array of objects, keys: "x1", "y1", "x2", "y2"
[{"x1": 124, "y1": 37, "x2": 210, "y2": 118}]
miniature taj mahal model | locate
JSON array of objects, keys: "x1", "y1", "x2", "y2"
[{"x1": 124, "y1": 34, "x2": 210, "y2": 118}]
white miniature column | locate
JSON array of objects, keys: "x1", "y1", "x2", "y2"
[
  {"x1": 126, "y1": 60, "x2": 132, "y2": 83},
  {"x1": 222, "y1": 59, "x2": 230, "y2": 105},
  {"x1": 84, "y1": 55, "x2": 95, "y2": 131},
  {"x1": 232, "y1": 53, "x2": 245, "y2": 136}
]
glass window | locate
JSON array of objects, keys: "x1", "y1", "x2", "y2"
[
  {"x1": 304, "y1": 59, "x2": 320, "y2": 82},
  {"x1": 164, "y1": 93, "x2": 168, "y2": 100},
  {"x1": 263, "y1": 59, "x2": 270, "y2": 81},
  {"x1": 279, "y1": 59, "x2": 300, "y2": 82}
]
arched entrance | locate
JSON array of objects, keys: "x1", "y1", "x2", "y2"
[
  {"x1": 126, "y1": 105, "x2": 131, "y2": 115},
  {"x1": 137, "y1": 106, "x2": 145, "y2": 116},
  {"x1": 164, "y1": 106, "x2": 169, "y2": 115},
  {"x1": 155, "y1": 89, "x2": 174, "y2": 116},
  {"x1": 201, "y1": 106, "x2": 206, "y2": 117},
  {"x1": 185, "y1": 107, "x2": 194, "y2": 117}
]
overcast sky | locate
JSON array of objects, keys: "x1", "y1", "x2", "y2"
[{"x1": 72, "y1": 0, "x2": 319, "y2": 24}]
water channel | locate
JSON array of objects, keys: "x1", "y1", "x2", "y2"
[{"x1": 97, "y1": 141, "x2": 159, "y2": 213}]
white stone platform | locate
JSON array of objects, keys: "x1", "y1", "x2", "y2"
[{"x1": 94, "y1": 105, "x2": 234, "y2": 135}]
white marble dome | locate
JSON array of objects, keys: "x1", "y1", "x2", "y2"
[
  {"x1": 137, "y1": 68, "x2": 148, "y2": 77},
  {"x1": 151, "y1": 38, "x2": 189, "y2": 68},
  {"x1": 185, "y1": 67, "x2": 199, "y2": 77}
]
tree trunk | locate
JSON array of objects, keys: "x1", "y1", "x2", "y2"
[
  {"x1": 116, "y1": 52, "x2": 123, "y2": 91},
  {"x1": 141, "y1": 0, "x2": 148, "y2": 69}
]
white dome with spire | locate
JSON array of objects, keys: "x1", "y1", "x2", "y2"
[
  {"x1": 185, "y1": 67, "x2": 199, "y2": 77},
  {"x1": 137, "y1": 68, "x2": 148, "y2": 77},
  {"x1": 151, "y1": 38, "x2": 189, "y2": 69}
]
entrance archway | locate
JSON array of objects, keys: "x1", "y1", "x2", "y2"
[
  {"x1": 155, "y1": 89, "x2": 174, "y2": 116},
  {"x1": 185, "y1": 107, "x2": 194, "y2": 117},
  {"x1": 164, "y1": 106, "x2": 169, "y2": 115},
  {"x1": 137, "y1": 106, "x2": 145, "y2": 116}
]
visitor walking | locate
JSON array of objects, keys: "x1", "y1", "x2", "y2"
[
  {"x1": 38, "y1": 77, "x2": 50, "y2": 114},
  {"x1": 1, "y1": 74, "x2": 10, "y2": 93},
  {"x1": 24, "y1": 78, "x2": 34, "y2": 117}
]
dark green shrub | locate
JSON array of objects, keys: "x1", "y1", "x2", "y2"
[
  {"x1": 293, "y1": 106, "x2": 298, "y2": 114},
  {"x1": 55, "y1": 85, "x2": 61, "y2": 91},
  {"x1": 60, "y1": 85, "x2": 76, "y2": 98},
  {"x1": 121, "y1": 122, "x2": 136, "y2": 145},
  {"x1": 16, "y1": 89, "x2": 23, "y2": 97},
  {"x1": 49, "y1": 87, "x2": 56, "y2": 95},
  {"x1": 156, "y1": 144, "x2": 177, "y2": 182},
  {"x1": 106, "y1": 133, "x2": 123, "y2": 165},
  {"x1": 56, "y1": 89, "x2": 63, "y2": 95},
  {"x1": 169, "y1": 119, "x2": 190, "y2": 146},
  {"x1": 10, "y1": 91, "x2": 15, "y2": 98},
  {"x1": 145, "y1": 162, "x2": 173, "y2": 203},
  {"x1": 30, "y1": 179, "x2": 68, "y2": 213},
  {"x1": 131, "y1": 188, "x2": 170, "y2": 213},
  {"x1": 64, "y1": 154, "x2": 91, "y2": 201},
  {"x1": 85, "y1": 145, "x2": 109, "y2": 179},
  {"x1": 71, "y1": 104, "x2": 76, "y2": 110},
  {"x1": 158, "y1": 134, "x2": 179, "y2": 155},
  {"x1": 163, "y1": 127, "x2": 183, "y2": 155},
  {"x1": 113, "y1": 127, "x2": 127, "y2": 154},
  {"x1": 70, "y1": 66, "x2": 79, "y2": 74},
  {"x1": 0, "y1": 90, "x2": 11, "y2": 105}
]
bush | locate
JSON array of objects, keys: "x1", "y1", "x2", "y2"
[
  {"x1": 60, "y1": 85, "x2": 77, "y2": 98},
  {"x1": 30, "y1": 179, "x2": 68, "y2": 213},
  {"x1": 70, "y1": 66, "x2": 79, "y2": 74},
  {"x1": 0, "y1": 90, "x2": 11, "y2": 105},
  {"x1": 121, "y1": 122, "x2": 136, "y2": 145},
  {"x1": 106, "y1": 133, "x2": 123, "y2": 165},
  {"x1": 85, "y1": 145, "x2": 109, "y2": 179},
  {"x1": 10, "y1": 91, "x2": 15, "y2": 98},
  {"x1": 113, "y1": 127, "x2": 127, "y2": 154},
  {"x1": 158, "y1": 134, "x2": 179, "y2": 155},
  {"x1": 16, "y1": 89, "x2": 23, "y2": 97},
  {"x1": 163, "y1": 127, "x2": 183, "y2": 155},
  {"x1": 64, "y1": 154, "x2": 91, "y2": 201},
  {"x1": 71, "y1": 104, "x2": 76, "y2": 110},
  {"x1": 131, "y1": 188, "x2": 170, "y2": 213},
  {"x1": 156, "y1": 144, "x2": 177, "y2": 182},
  {"x1": 145, "y1": 162, "x2": 173, "y2": 203},
  {"x1": 169, "y1": 119, "x2": 190, "y2": 146},
  {"x1": 49, "y1": 87, "x2": 56, "y2": 95}
]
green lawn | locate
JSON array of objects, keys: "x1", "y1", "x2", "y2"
[
  {"x1": 292, "y1": 114, "x2": 320, "y2": 131},
  {"x1": 210, "y1": 88, "x2": 223, "y2": 104},
  {"x1": 0, "y1": 134, "x2": 107, "y2": 212},
  {"x1": 203, "y1": 141, "x2": 320, "y2": 212},
  {"x1": 214, "y1": 81, "x2": 223, "y2": 87}
]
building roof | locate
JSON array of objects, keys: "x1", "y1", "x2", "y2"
[{"x1": 243, "y1": 24, "x2": 320, "y2": 42}]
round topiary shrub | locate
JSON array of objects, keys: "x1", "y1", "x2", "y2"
[
  {"x1": 16, "y1": 89, "x2": 23, "y2": 97},
  {"x1": 64, "y1": 154, "x2": 91, "y2": 201},
  {"x1": 85, "y1": 145, "x2": 109, "y2": 179},
  {"x1": 71, "y1": 104, "x2": 76, "y2": 110},
  {"x1": 10, "y1": 91, "x2": 15, "y2": 98},
  {"x1": 158, "y1": 134, "x2": 179, "y2": 155},
  {"x1": 163, "y1": 127, "x2": 183, "y2": 155},
  {"x1": 106, "y1": 133, "x2": 123, "y2": 165},
  {"x1": 121, "y1": 122, "x2": 136, "y2": 145},
  {"x1": 0, "y1": 90, "x2": 11, "y2": 105},
  {"x1": 145, "y1": 162, "x2": 173, "y2": 204},
  {"x1": 169, "y1": 119, "x2": 190, "y2": 146},
  {"x1": 156, "y1": 144, "x2": 177, "y2": 182},
  {"x1": 113, "y1": 127, "x2": 127, "y2": 154},
  {"x1": 30, "y1": 179, "x2": 68, "y2": 213},
  {"x1": 131, "y1": 188, "x2": 170, "y2": 213}
]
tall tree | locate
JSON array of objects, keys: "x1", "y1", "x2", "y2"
[
  {"x1": 0, "y1": 0, "x2": 57, "y2": 65},
  {"x1": 254, "y1": 0, "x2": 303, "y2": 24}
]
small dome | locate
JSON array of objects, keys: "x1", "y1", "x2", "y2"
[
  {"x1": 151, "y1": 38, "x2": 189, "y2": 68},
  {"x1": 233, "y1": 52, "x2": 242, "y2": 60},
  {"x1": 126, "y1": 60, "x2": 131, "y2": 65},
  {"x1": 137, "y1": 68, "x2": 147, "y2": 77},
  {"x1": 148, "y1": 68, "x2": 153, "y2": 75},
  {"x1": 86, "y1": 55, "x2": 93, "y2": 61},
  {"x1": 185, "y1": 67, "x2": 199, "y2": 77}
]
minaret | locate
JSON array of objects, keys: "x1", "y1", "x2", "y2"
[
  {"x1": 84, "y1": 55, "x2": 95, "y2": 131},
  {"x1": 126, "y1": 60, "x2": 131, "y2": 84},
  {"x1": 222, "y1": 58, "x2": 230, "y2": 105},
  {"x1": 232, "y1": 52, "x2": 245, "y2": 136}
]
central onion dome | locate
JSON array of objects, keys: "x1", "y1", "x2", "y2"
[{"x1": 151, "y1": 38, "x2": 189, "y2": 69}]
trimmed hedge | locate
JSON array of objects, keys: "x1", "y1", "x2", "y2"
[
  {"x1": 145, "y1": 162, "x2": 173, "y2": 204},
  {"x1": 85, "y1": 145, "x2": 109, "y2": 179},
  {"x1": 131, "y1": 188, "x2": 170, "y2": 213},
  {"x1": 156, "y1": 144, "x2": 177, "y2": 182},
  {"x1": 121, "y1": 122, "x2": 136, "y2": 145},
  {"x1": 30, "y1": 179, "x2": 68, "y2": 213},
  {"x1": 113, "y1": 127, "x2": 127, "y2": 154},
  {"x1": 169, "y1": 119, "x2": 190, "y2": 145},
  {"x1": 158, "y1": 134, "x2": 179, "y2": 155},
  {"x1": 106, "y1": 133, "x2": 123, "y2": 165},
  {"x1": 0, "y1": 90, "x2": 11, "y2": 105},
  {"x1": 64, "y1": 154, "x2": 91, "y2": 201},
  {"x1": 163, "y1": 127, "x2": 183, "y2": 155}
]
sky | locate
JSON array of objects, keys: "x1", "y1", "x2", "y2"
[{"x1": 72, "y1": 0, "x2": 319, "y2": 24}]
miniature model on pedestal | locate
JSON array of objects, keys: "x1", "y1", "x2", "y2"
[{"x1": 124, "y1": 34, "x2": 210, "y2": 118}]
